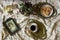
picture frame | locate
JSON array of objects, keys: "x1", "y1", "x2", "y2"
[{"x1": 3, "y1": 18, "x2": 20, "y2": 35}]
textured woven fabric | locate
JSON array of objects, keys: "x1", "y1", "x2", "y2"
[{"x1": 0, "y1": 0, "x2": 60, "y2": 40}]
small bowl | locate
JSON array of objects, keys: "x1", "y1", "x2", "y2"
[{"x1": 39, "y1": 3, "x2": 57, "y2": 18}]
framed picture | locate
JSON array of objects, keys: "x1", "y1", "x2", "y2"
[{"x1": 3, "y1": 18, "x2": 20, "y2": 35}]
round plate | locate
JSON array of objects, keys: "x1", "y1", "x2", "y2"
[{"x1": 25, "y1": 19, "x2": 47, "y2": 39}]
